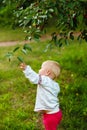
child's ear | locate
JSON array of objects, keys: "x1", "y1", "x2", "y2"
[{"x1": 46, "y1": 70, "x2": 51, "y2": 76}]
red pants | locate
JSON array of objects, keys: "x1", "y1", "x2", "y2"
[{"x1": 43, "y1": 110, "x2": 62, "y2": 130}]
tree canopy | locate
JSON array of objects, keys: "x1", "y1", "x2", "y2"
[
  {"x1": 15, "y1": 0, "x2": 87, "y2": 45},
  {"x1": 0, "y1": 0, "x2": 87, "y2": 45}
]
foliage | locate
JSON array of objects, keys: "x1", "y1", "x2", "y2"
[
  {"x1": 0, "y1": 0, "x2": 87, "y2": 45},
  {"x1": 14, "y1": 0, "x2": 87, "y2": 45},
  {"x1": 0, "y1": 41, "x2": 87, "y2": 130},
  {"x1": 5, "y1": 44, "x2": 32, "y2": 62},
  {"x1": 0, "y1": 0, "x2": 35, "y2": 27},
  {"x1": 0, "y1": 0, "x2": 15, "y2": 26}
]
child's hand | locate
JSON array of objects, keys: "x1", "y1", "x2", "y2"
[{"x1": 20, "y1": 63, "x2": 27, "y2": 70}]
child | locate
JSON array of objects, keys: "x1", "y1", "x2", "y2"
[{"x1": 20, "y1": 60, "x2": 62, "y2": 130}]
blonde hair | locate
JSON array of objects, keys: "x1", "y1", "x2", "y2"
[{"x1": 42, "y1": 60, "x2": 61, "y2": 78}]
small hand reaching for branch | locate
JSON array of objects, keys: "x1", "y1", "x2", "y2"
[{"x1": 20, "y1": 63, "x2": 27, "y2": 70}]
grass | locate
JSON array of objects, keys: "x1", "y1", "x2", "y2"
[
  {"x1": 0, "y1": 31, "x2": 87, "y2": 129},
  {"x1": 0, "y1": 26, "x2": 57, "y2": 42},
  {"x1": 0, "y1": 27, "x2": 26, "y2": 42}
]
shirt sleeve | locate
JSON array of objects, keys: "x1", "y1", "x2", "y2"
[
  {"x1": 23, "y1": 65, "x2": 51, "y2": 86},
  {"x1": 23, "y1": 65, "x2": 59, "y2": 91},
  {"x1": 23, "y1": 65, "x2": 39, "y2": 84}
]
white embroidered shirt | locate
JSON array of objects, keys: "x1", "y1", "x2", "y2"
[{"x1": 23, "y1": 65, "x2": 60, "y2": 114}]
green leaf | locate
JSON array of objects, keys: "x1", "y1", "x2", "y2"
[
  {"x1": 23, "y1": 44, "x2": 32, "y2": 51},
  {"x1": 5, "y1": 52, "x2": 13, "y2": 62},
  {"x1": 39, "y1": 15, "x2": 47, "y2": 19},
  {"x1": 59, "y1": 43, "x2": 63, "y2": 47},
  {"x1": 51, "y1": 32, "x2": 57, "y2": 42},
  {"x1": 44, "y1": 43, "x2": 52, "y2": 52},
  {"x1": 17, "y1": 56, "x2": 24, "y2": 63},
  {"x1": 65, "y1": 39, "x2": 69, "y2": 45},
  {"x1": 58, "y1": 38, "x2": 63, "y2": 43},
  {"x1": 70, "y1": 19, "x2": 73, "y2": 28},
  {"x1": 5, "y1": 52, "x2": 13, "y2": 57},
  {"x1": 48, "y1": 8, "x2": 54, "y2": 13},
  {"x1": 70, "y1": 32, "x2": 74, "y2": 40},
  {"x1": 34, "y1": 33, "x2": 41, "y2": 40},
  {"x1": 77, "y1": 34, "x2": 82, "y2": 44},
  {"x1": 13, "y1": 47, "x2": 20, "y2": 52},
  {"x1": 21, "y1": 49, "x2": 27, "y2": 55}
]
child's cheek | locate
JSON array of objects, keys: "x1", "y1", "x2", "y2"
[{"x1": 39, "y1": 69, "x2": 44, "y2": 75}]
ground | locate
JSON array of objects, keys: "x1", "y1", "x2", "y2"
[
  {"x1": 0, "y1": 32, "x2": 80, "y2": 47},
  {"x1": 0, "y1": 41, "x2": 26, "y2": 47},
  {"x1": 0, "y1": 34, "x2": 51, "y2": 47}
]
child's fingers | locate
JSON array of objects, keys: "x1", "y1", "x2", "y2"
[
  {"x1": 20, "y1": 63, "x2": 25, "y2": 66},
  {"x1": 20, "y1": 65, "x2": 23, "y2": 69},
  {"x1": 20, "y1": 63, "x2": 26, "y2": 70},
  {"x1": 20, "y1": 63, "x2": 25, "y2": 67}
]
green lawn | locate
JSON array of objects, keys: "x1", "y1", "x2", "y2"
[
  {"x1": 0, "y1": 26, "x2": 58, "y2": 42},
  {"x1": 0, "y1": 27, "x2": 26, "y2": 42},
  {"x1": 0, "y1": 37, "x2": 87, "y2": 129}
]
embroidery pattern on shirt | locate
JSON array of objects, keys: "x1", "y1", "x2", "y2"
[{"x1": 38, "y1": 75, "x2": 42, "y2": 84}]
